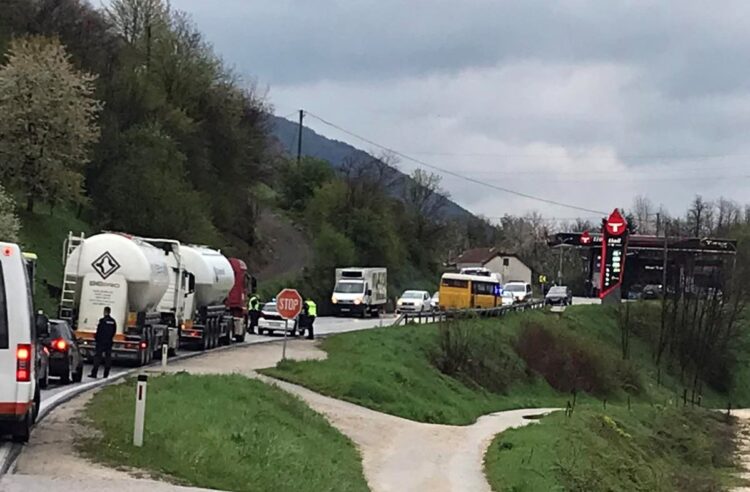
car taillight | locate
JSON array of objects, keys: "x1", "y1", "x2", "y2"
[
  {"x1": 139, "y1": 341, "x2": 147, "y2": 350},
  {"x1": 16, "y1": 344, "x2": 31, "y2": 382},
  {"x1": 53, "y1": 338, "x2": 67, "y2": 351}
]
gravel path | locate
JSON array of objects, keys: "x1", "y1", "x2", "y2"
[{"x1": 8, "y1": 339, "x2": 556, "y2": 492}]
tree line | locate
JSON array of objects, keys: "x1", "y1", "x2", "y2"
[{"x1": 0, "y1": 0, "x2": 269, "y2": 258}]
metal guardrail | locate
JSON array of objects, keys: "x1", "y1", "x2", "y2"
[{"x1": 394, "y1": 299, "x2": 546, "y2": 326}]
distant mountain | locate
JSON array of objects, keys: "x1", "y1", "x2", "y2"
[{"x1": 270, "y1": 115, "x2": 475, "y2": 221}]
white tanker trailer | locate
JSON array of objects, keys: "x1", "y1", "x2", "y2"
[
  {"x1": 142, "y1": 240, "x2": 247, "y2": 349},
  {"x1": 179, "y1": 245, "x2": 246, "y2": 348},
  {"x1": 60, "y1": 232, "x2": 174, "y2": 365}
]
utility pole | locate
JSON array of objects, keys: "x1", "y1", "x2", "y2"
[
  {"x1": 296, "y1": 109, "x2": 304, "y2": 165},
  {"x1": 558, "y1": 247, "x2": 564, "y2": 285}
]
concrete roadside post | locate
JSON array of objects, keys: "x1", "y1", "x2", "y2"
[
  {"x1": 161, "y1": 343, "x2": 168, "y2": 369},
  {"x1": 134, "y1": 374, "x2": 148, "y2": 447}
]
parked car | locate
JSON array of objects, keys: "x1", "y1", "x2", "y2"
[
  {"x1": 257, "y1": 302, "x2": 297, "y2": 336},
  {"x1": 504, "y1": 282, "x2": 533, "y2": 303},
  {"x1": 500, "y1": 291, "x2": 516, "y2": 306},
  {"x1": 41, "y1": 319, "x2": 84, "y2": 383},
  {"x1": 396, "y1": 290, "x2": 432, "y2": 313},
  {"x1": 37, "y1": 340, "x2": 49, "y2": 390},
  {"x1": 642, "y1": 284, "x2": 663, "y2": 300},
  {"x1": 627, "y1": 284, "x2": 644, "y2": 300},
  {"x1": 545, "y1": 286, "x2": 573, "y2": 306},
  {"x1": 430, "y1": 291, "x2": 440, "y2": 310}
]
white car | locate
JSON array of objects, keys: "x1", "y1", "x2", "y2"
[
  {"x1": 0, "y1": 242, "x2": 41, "y2": 442},
  {"x1": 396, "y1": 290, "x2": 432, "y2": 313},
  {"x1": 503, "y1": 282, "x2": 533, "y2": 303},
  {"x1": 500, "y1": 291, "x2": 516, "y2": 306},
  {"x1": 430, "y1": 291, "x2": 440, "y2": 310},
  {"x1": 257, "y1": 302, "x2": 297, "y2": 335}
]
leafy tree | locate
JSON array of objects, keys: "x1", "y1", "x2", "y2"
[
  {"x1": 0, "y1": 36, "x2": 101, "y2": 211},
  {"x1": 0, "y1": 184, "x2": 20, "y2": 242},
  {"x1": 279, "y1": 157, "x2": 336, "y2": 213},
  {"x1": 98, "y1": 123, "x2": 217, "y2": 243}
]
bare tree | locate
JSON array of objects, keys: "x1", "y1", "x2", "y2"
[
  {"x1": 715, "y1": 197, "x2": 740, "y2": 236},
  {"x1": 632, "y1": 195, "x2": 654, "y2": 234},
  {"x1": 687, "y1": 195, "x2": 715, "y2": 237}
]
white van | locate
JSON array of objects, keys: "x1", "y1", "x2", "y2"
[{"x1": 0, "y1": 242, "x2": 41, "y2": 442}]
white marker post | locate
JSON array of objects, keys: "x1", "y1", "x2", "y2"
[
  {"x1": 161, "y1": 343, "x2": 168, "y2": 369},
  {"x1": 133, "y1": 374, "x2": 148, "y2": 447}
]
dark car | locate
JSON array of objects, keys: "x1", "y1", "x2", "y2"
[
  {"x1": 42, "y1": 319, "x2": 84, "y2": 383},
  {"x1": 545, "y1": 286, "x2": 573, "y2": 306},
  {"x1": 642, "y1": 284, "x2": 663, "y2": 300}
]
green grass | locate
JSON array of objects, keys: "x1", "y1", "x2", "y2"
[
  {"x1": 484, "y1": 405, "x2": 738, "y2": 491},
  {"x1": 80, "y1": 373, "x2": 368, "y2": 492},
  {"x1": 18, "y1": 204, "x2": 94, "y2": 314},
  {"x1": 264, "y1": 305, "x2": 750, "y2": 426},
  {"x1": 264, "y1": 311, "x2": 571, "y2": 425}
]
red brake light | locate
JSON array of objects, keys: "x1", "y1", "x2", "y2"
[
  {"x1": 139, "y1": 341, "x2": 147, "y2": 350},
  {"x1": 16, "y1": 344, "x2": 31, "y2": 382},
  {"x1": 17, "y1": 345, "x2": 30, "y2": 361},
  {"x1": 54, "y1": 338, "x2": 67, "y2": 351}
]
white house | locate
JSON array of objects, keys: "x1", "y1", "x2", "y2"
[{"x1": 453, "y1": 247, "x2": 532, "y2": 285}]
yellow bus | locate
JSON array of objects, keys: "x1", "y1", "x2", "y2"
[{"x1": 438, "y1": 272, "x2": 501, "y2": 310}]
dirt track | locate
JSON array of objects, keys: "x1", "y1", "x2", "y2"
[{"x1": 8, "y1": 339, "x2": 555, "y2": 492}]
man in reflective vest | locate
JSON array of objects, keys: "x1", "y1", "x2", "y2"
[
  {"x1": 303, "y1": 298, "x2": 317, "y2": 340},
  {"x1": 247, "y1": 294, "x2": 261, "y2": 335}
]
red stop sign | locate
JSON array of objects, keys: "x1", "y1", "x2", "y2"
[{"x1": 276, "y1": 288, "x2": 303, "y2": 320}]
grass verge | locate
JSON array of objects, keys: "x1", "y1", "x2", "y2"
[
  {"x1": 79, "y1": 373, "x2": 368, "y2": 492},
  {"x1": 484, "y1": 405, "x2": 738, "y2": 491}
]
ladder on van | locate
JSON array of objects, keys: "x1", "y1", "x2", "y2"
[{"x1": 59, "y1": 231, "x2": 85, "y2": 322}]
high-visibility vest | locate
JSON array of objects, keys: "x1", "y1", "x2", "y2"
[
  {"x1": 305, "y1": 300, "x2": 317, "y2": 317},
  {"x1": 248, "y1": 295, "x2": 260, "y2": 311}
]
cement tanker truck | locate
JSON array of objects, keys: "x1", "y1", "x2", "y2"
[
  {"x1": 144, "y1": 241, "x2": 250, "y2": 350},
  {"x1": 59, "y1": 232, "x2": 173, "y2": 365},
  {"x1": 60, "y1": 233, "x2": 254, "y2": 363}
]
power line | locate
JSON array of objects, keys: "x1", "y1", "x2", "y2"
[{"x1": 303, "y1": 111, "x2": 607, "y2": 216}]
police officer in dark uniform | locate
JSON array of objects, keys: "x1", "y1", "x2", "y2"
[{"x1": 89, "y1": 306, "x2": 116, "y2": 379}]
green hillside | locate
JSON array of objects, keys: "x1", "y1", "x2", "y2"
[{"x1": 18, "y1": 206, "x2": 94, "y2": 315}]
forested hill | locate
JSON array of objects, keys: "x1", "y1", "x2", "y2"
[{"x1": 270, "y1": 115, "x2": 475, "y2": 221}]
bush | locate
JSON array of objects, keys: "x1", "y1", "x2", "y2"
[
  {"x1": 514, "y1": 320, "x2": 641, "y2": 396},
  {"x1": 430, "y1": 318, "x2": 527, "y2": 393}
]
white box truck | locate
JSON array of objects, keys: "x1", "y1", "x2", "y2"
[{"x1": 331, "y1": 267, "x2": 387, "y2": 317}]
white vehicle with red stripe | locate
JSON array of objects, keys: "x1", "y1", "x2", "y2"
[{"x1": 0, "y1": 242, "x2": 41, "y2": 442}]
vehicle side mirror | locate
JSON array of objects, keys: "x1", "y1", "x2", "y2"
[
  {"x1": 35, "y1": 312, "x2": 49, "y2": 337},
  {"x1": 366, "y1": 289, "x2": 372, "y2": 296}
]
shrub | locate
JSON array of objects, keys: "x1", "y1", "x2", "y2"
[
  {"x1": 430, "y1": 318, "x2": 527, "y2": 393},
  {"x1": 514, "y1": 320, "x2": 641, "y2": 396}
]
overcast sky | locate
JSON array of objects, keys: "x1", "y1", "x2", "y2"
[{"x1": 171, "y1": 0, "x2": 750, "y2": 222}]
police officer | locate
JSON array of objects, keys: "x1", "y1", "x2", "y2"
[
  {"x1": 248, "y1": 294, "x2": 261, "y2": 335},
  {"x1": 303, "y1": 298, "x2": 317, "y2": 340},
  {"x1": 89, "y1": 306, "x2": 116, "y2": 379}
]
